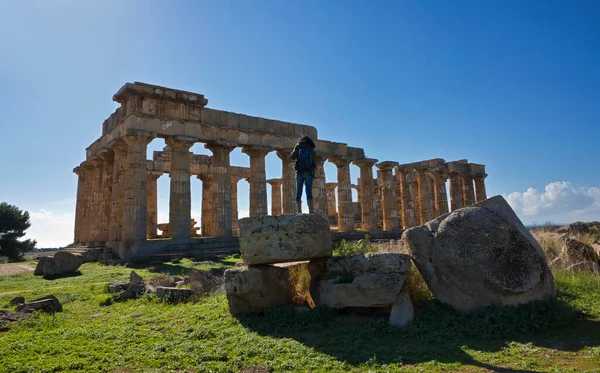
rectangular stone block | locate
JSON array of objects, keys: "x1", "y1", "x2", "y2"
[{"x1": 238, "y1": 214, "x2": 332, "y2": 265}]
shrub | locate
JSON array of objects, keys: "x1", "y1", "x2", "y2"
[{"x1": 333, "y1": 235, "x2": 377, "y2": 256}]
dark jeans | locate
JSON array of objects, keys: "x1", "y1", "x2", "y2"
[{"x1": 295, "y1": 170, "x2": 314, "y2": 201}]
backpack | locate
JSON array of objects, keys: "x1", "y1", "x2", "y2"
[{"x1": 296, "y1": 147, "x2": 314, "y2": 171}]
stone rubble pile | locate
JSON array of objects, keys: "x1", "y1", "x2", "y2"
[
  {"x1": 224, "y1": 213, "x2": 415, "y2": 327},
  {"x1": 1, "y1": 295, "x2": 63, "y2": 327}
]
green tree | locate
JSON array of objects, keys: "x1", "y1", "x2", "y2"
[{"x1": 0, "y1": 202, "x2": 36, "y2": 261}]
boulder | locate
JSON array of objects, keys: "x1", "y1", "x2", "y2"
[
  {"x1": 314, "y1": 253, "x2": 411, "y2": 308},
  {"x1": 567, "y1": 261, "x2": 600, "y2": 274},
  {"x1": 9, "y1": 296, "x2": 25, "y2": 307},
  {"x1": 561, "y1": 237, "x2": 599, "y2": 265},
  {"x1": 118, "y1": 271, "x2": 146, "y2": 300},
  {"x1": 403, "y1": 195, "x2": 556, "y2": 312},
  {"x1": 238, "y1": 214, "x2": 332, "y2": 265},
  {"x1": 155, "y1": 287, "x2": 192, "y2": 301},
  {"x1": 0, "y1": 310, "x2": 34, "y2": 323},
  {"x1": 190, "y1": 269, "x2": 224, "y2": 295},
  {"x1": 34, "y1": 251, "x2": 83, "y2": 278},
  {"x1": 108, "y1": 280, "x2": 128, "y2": 294},
  {"x1": 16, "y1": 295, "x2": 62, "y2": 313},
  {"x1": 224, "y1": 265, "x2": 294, "y2": 314},
  {"x1": 557, "y1": 221, "x2": 590, "y2": 235},
  {"x1": 389, "y1": 291, "x2": 414, "y2": 327}
]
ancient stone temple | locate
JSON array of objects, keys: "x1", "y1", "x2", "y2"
[{"x1": 73, "y1": 82, "x2": 487, "y2": 259}]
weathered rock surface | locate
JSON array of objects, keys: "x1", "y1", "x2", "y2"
[
  {"x1": 190, "y1": 269, "x2": 224, "y2": 295},
  {"x1": 389, "y1": 291, "x2": 414, "y2": 327},
  {"x1": 567, "y1": 261, "x2": 600, "y2": 274},
  {"x1": 557, "y1": 221, "x2": 590, "y2": 235},
  {"x1": 238, "y1": 214, "x2": 332, "y2": 265},
  {"x1": 34, "y1": 251, "x2": 83, "y2": 278},
  {"x1": 0, "y1": 309, "x2": 34, "y2": 323},
  {"x1": 314, "y1": 253, "x2": 411, "y2": 308},
  {"x1": 108, "y1": 280, "x2": 128, "y2": 294},
  {"x1": 561, "y1": 237, "x2": 599, "y2": 265},
  {"x1": 16, "y1": 295, "x2": 62, "y2": 313},
  {"x1": 117, "y1": 271, "x2": 146, "y2": 301},
  {"x1": 155, "y1": 287, "x2": 192, "y2": 301},
  {"x1": 9, "y1": 297, "x2": 25, "y2": 306},
  {"x1": 403, "y1": 195, "x2": 556, "y2": 312},
  {"x1": 224, "y1": 265, "x2": 294, "y2": 314}
]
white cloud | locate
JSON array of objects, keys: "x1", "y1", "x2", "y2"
[
  {"x1": 26, "y1": 209, "x2": 74, "y2": 248},
  {"x1": 505, "y1": 181, "x2": 600, "y2": 224}
]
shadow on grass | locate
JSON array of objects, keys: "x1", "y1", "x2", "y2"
[
  {"x1": 238, "y1": 297, "x2": 600, "y2": 372},
  {"x1": 42, "y1": 270, "x2": 83, "y2": 280},
  {"x1": 124, "y1": 258, "x2": 237, "y2": 277}
]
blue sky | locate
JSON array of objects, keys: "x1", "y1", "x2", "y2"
[{"x1": 1, "y1": 1, "x2": 599, "y2": 247}]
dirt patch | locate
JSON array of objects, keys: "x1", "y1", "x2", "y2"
[{"x1": 0, "y1": 263, "x2": 36, "y2": 277}]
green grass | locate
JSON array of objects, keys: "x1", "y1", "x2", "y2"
[{"x1": 1, "y1": 260, "x2": 600, "y2": 372}]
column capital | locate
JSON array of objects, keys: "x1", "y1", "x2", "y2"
[
  {"x1": 197, "y1": 173, "x2": 213, "y2": 182},
  {"x1": 313, "y1": 154, "x2": 328, "y2": 164},
  {"x1": 351, "y1": 184, "x2": 360, "y2": 190},
  {"x1": 205, "y1": 141, "x2": 236, "y2": 152},
  {"x1": 353, "y1": 157, "x2": 378, "y2": 168},
  {"x1": 123, "y1": 130, "x2": 154, "y2": 145},
  {"x1": 275, "y1": 148, "x2": 294, "y2": 160},
  {"x1": 376, "y1": 161, "x2": 399, "y2": 171},
  {"x1": 242, "y1": 145, "x2": 272, "y2": 157},
  {"x1": 165, "y1": 136, "x2": 197, "y2": 149},
  {"x1": 474, "y1": 173, "x2": 488, "y2": 180},
  {"x1": 111, "y1": 141, "x2": 128, "y2": 154},
  {"x1": 73, "y1": 166, "x2": 85, "y2": 176},
  {"x1": 329, "y1": 156, "x2": 351, "y2": 167},
  {"x1": 147, "y1": 171, "x2": 163, "y2": 180},
  {"x1": 326, "y1": 182, "x2": 338, "y2": 191},
  {"x1": 266, "y1": 178, "x2": 283, "y2": 186}
]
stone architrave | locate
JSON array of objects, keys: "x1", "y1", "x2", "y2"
[
  {"x1": 474, "y1": 175, "x2": 487, "y2": 202},
  {"x1": 198, "y1": 174, "x2": 213, "y2": 237},
  {"x1": 276, "y1": 149, "x2": 296, "y2": 214},
  {"x1": 109, "y1": 143, "x2": 127, "y2": 242},
  {"x1": 432, "y1": 170, "x2": 449, "y2": 217},
  {"x1": 313, "y1": 155, "x2": 328, "y2": 217},
  {"x1": 166, "y1": 136, "x2": 196, "y2": 239},
  {"x1": 242, "y1": 146, "x2": 270, "y2": 217},
  {"x1": 330, "y1": 157, "x2": 354, "y2": 232},
  {"x1": 417, "y1": 169, "x2": 434, "y2": 224},
  {"x1": 403, "y1": 195, "x2": 556, "y2": 312},
  {"x1": 326, "y1": 183, "x2": 337, "y2": 223},
  {"x1": 205, "y1": 142, "x2": 235, "y2": 237},
  {"x1": 73, "y1": 167, "x2": 86, "y2": 244},
  {"x1": 448, "y1": 172, "x2": 463, "y2": 211},
  {"x1": 353, "y1": 158, "x2": 378, "y2": 231},
  {"x1": 376, "y1": 161, "x2": 399, "y2": 231},
  {"x1": 230, "y1": 175, "x2": 242, "y2": 235},
  {"x1": 122, "y1": 132, "x2": 154, "y2": 241},
  {"x1": 266, "y1": 179, "x2": 283, "y2": 216},
  {"x1": 146, "y1": 171, "x2": 162, "y2": 239},
  {"x1": 461, "y1": 175, "x2": 476, "y2": 207}
]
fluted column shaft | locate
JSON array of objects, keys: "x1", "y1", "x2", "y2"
[
  {"x1": 267, "y1": 179, "x2": 283, "y2": 215},
  {"x1": 331, "y1": 158, "x2": 354, "y2": 232},
  {"x1": 122, "y1": 134, "x2": 153, "y2": 241},
  {"x1": 231, "y1": 176, "x2": 241, "y2": 235},
  {"x1": 354, "y1": 158, "x2": 378, "y2": 231},
  {"x1": 206, "y1": 143, "x2": 234, "y2": 237},
  {"x1": 326, "y1": 183, "x2": 337, "y2": 222},
  {"x1": 243, "y1": 147, "x2": 270, "y2": 217},
  {"x1": 462, "y1": 175, "x2": 476, "y2": 207},
  {"x1": 167, "y1": 137, "x2": 195, "y2": 239},
  {"x1": 73, "y1": 167, "x2": 86, "y2": 244},
  {"x1": 474, "y1": 175, "x2": 487, "y2": 202},
  {"x1": 313, "y1": 156, "x2": 328, "y2": 217},
  {"x1": 417, "y1": 169, "x2": 435, "y2": 224},
  {"x1": 98, "y1": 153, "x2": 113, "y2": 243},
  {"x1": 376, "y1": 162, "x2": 399, "y2": 231},
  {"x1": 109, "y1": 144, "x2": 127, "y2": 241},
  {"x1": 146, "y1": 172, "x2": 161, "y2": 239},
  {"x1": 82, "y1": 165, "x2": 94, "y2": 244},
  {"x1": 90, "y1": 159, "x2": 103, "y2": 243},
  {"x1": 199, "y1": 174, "x2": 213, "y2": 237},
  {"x1": 396, "y1": 167, "x2": 416, "y2": 229},
  {"x1": 276, "y1": 149, "x2": 296, "y2": 214},
  {"x1": 449, "y1": 173, "x2": 463, "y2": 211},
  {"x1": 433, "y1": 172, "x2": 450, "y2": 217}
]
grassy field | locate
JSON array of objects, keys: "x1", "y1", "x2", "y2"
[{"x1": 1, "y1": 258, "x2": 599, "y2": 372}]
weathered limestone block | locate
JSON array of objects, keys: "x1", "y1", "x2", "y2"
[
  {"x1": 16, "y1": 295, "x2": 63, "y2": 313},
  {"x1": 314, "y1": 253, "x2": 411, "y2": 308},
  {"x1": 561, "y1": 237, "x2": 599, "y2": 265},
  {"x1": 403, "y1": 195, "x2": 556, "y2": 312},
  {"x1": 224, "y1": 265, "x2": 294, "y2": 314},
  {"x1": 34, "y1": 251, "x2": 83, "y2": 278},
  {"x1": 190, "y1": 269, "x2": 224, "y2": 294},
  {"x1": 238, "y1": 214, "x2": 332, "y2": 265},
  {"x1": 389, "y1": 291, "x2": 414, "y2": 327}
]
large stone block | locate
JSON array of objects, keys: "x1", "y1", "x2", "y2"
[
  {"x1": 34, "y1": 251, "x2": 83, "y2": 278},
  {"x1": 403, "y1": 195, "x2": 556, "y2": 312},
  {"x1": 238, "y1": 214, "x2": 332, "y2": 265},
  {"x1": 314, "y1": 253, "x2": 411, "y2": 308}
]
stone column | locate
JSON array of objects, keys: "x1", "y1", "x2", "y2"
[
  {"x1": 448, "y1": 172, "x2": 463, "y2": 211},
  {"x1": 376, "y1": 161, "x2": 400, "y2": 231},
  {"x1": 432, "y1": 171, "x2": 449, "y2": 217},
  {"x1": 198, "y1": 174, "x2": 213, "y2": 237},
  {"x1": 375, "y1": 171, "x2": 383, "y2": 229},
  {"x1": 109, "y1": 143, "x2": 127, "y2": 242},
  {"x1": 462, "y1": 174, "x2": 476, "y2": 207},
  {"x1": 205, "y1": 142, "x2": 235, "y2": 237},
  {"x1": 98, "y1": 152, "x2": 114, "y2": 244},
  {"x1": 326, "y1": 183, "x2": 337, "y2": 224},
  {"x1": 122, "y1": 133, "x2": 153, "y2": 242},
  {"x1": 89, "y1": 158, "x2": 104, "y2": 245},
  {"x1": 82, "y1": 163, "x2": 95, "y2": 245},
  {"x1": 353, "y1": 158, "x2": 378, "y2": 231},
  {"x1": 266, "y1": 179, "x2": 283, "y2": 215},
  {"x1": 313, "y1": 155, "x2": 328, "y2": 217},
  {"x1": 146, "y1": 171, "x2": 162, "y2": 239},
  {"x1": 242, "y1": 146, "x2": 270, "y2": 217},
  {"x1": 230, "y1": 176, "x2": 242, "y2": 235},
  {"x1": 73, "y1": 166, "x2": 86, "y2": 244},
  {"x1": 395, "y1": 167, "x2": 414, "y2": 229},
  {"x1": 330, "y1": 157, "x2": 354, "y2": 232},
  {"x1": 417, "y1": 169, "x2": 435, "y2": 224},
  {"x1": 474, "y1": 175, "x2": 488, "y2": 202},
  {"x1": 276, "y1": 149, "x2": 296, "y2": 214},
  {"x1": 166, "y1": 136, "x2": 195, "y2": 239}
]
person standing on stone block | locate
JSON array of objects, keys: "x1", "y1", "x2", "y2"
[{"x1": 290, "y1": 136, "x2": 317, "y2": 213}]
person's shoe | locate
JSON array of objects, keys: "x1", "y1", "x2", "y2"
[
  {"x1": 296, "y1": 201, "x2": 302, "y2": 214},
  {"x1": 307, "y1": 199, "x2": 314, "y2": 213}
]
